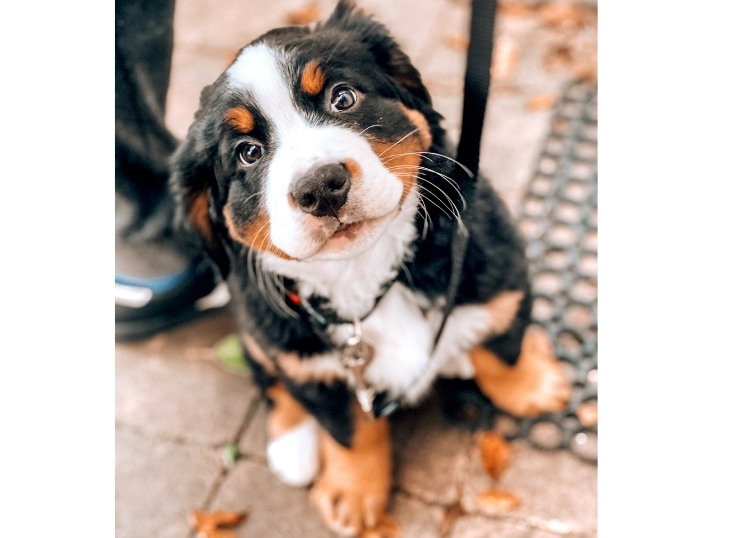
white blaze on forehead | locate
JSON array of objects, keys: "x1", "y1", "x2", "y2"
[
  {"x1": 227, "y1": 43, "x2": 296, "y2": 138},
  {"x1": 226, "y1": 43, "x2": 405, "y2": 260}
]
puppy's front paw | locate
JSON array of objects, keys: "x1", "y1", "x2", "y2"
[
  {"x1": 311, "y1": 416, "x2": 393, "y2": 536},
  {"x1": 311, "y1": 473, "x2": 390, "y2": 536}
]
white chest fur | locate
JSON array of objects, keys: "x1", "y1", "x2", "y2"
[
  {"x1": 260, "y1": 190, "x2": 497, "y2": 406},
  {"x1": 331, "y1": 283, "x2": 495, "y2": 405}
]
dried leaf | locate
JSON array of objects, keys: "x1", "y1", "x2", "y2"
[
  {"x1": 492, "y1": 34, "x2": 519, "y2": 81},
  {"x1": 443, "y1": 33, "x2": 469, "y2": 51},
  {"x1": 189, "y1": 509, "x2": 247, "y2": 537},
  {"x1": 286, "y1": 1, "x2": 321, "y2": 25},
  {"x1": 526, "y1": 93, "x2": 557, "y2": 111},
  {"x1": 477, "y1": 489, "x2": 522, "y2": 511},
  {"x1": 479, "y1": 432, "x2": 512, "y2": 480},
  {"x1": 499, "y1": 1, "x2": 536, "y2": 18},
  {"x1": 360, "y1": 514, "x2": 401, "y2": 538},
  {"x1": 576, "y1": 400, "x2": 598, "y2": 427},
  {"x1": 538, "y1": 2, "x2": 592, "y2": 32},
  {"x1": 440, "y1": 501, "x2": 466, "y2": 536}
]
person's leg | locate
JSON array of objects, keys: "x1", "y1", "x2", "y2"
[
  {"x1": 115, "y1": 0, "x2": 177, "y2": 238},
  {"x1": 115, "y1": 0, "x2": 226, "y2": 341}
]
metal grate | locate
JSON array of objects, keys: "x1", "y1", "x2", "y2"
[{"x1": 508, "y1": 79, "x2": 598, "y2": 463}]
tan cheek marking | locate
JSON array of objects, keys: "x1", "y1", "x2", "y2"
[
  {"x1": 344, "y1": 158, "x2": 362, "y2": 181},
  {"x1": 370, "y1": 106, "x2": 433, "y2": 203},
  {"x1": 223, "y1": 206, "x2": 293, "y2": 260},
  {"x1": 301, "y1": 60, "x2": 326, "y2": 97},
  {"x1": 485, "y1": 290, "x2": 525, "y2": 336},
  {"x1": 266, "y1": 384, "x2": 310, "y2": 439},
  {"x1": 470, "y1": 327, "x2": 571, "y2": 418},
  {"x1": 276, "y1": 353, "x2": 340, "y2": 384},
  {"x1": 312, "y1": 406, "x2": 393, "y2": 533},
  {"x1": 241, "y1": 334, "x2": 277, "y2": 376},
  {"x1": 224, "y1": 107, "x2": 255, "y2": 133},
  {"x1": 400, "y1": 105, "x2": 433, "y2": 151},
  {"x1": 188, "y1": 190, "x2": 213, "y2": 241}
]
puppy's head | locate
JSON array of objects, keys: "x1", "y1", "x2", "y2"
[{"x1": 171, "y1": 0, "x2": 442, "y2": 268}]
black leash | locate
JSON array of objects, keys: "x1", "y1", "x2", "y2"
[
  {"x1": 433, "y1": 0, "x2": 498, "y2": 348},
  {"x1": 284, "y1": 0, "x2": 499, "y2": 360}
]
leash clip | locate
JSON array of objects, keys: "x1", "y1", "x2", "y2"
[{"x1": 341, "y1": 318, "x2": 377, "y2": 416}]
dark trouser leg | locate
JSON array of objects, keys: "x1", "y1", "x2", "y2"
[
  {"x1": 115, "y1": 0, "x2": 224, "y2": 340},
  {"x1": 115, "y1": 0, "x2": 178, "y2": 241}
]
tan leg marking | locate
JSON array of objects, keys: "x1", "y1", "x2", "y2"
[
  {"x1": 471, "y1": 326, "x2": 571, "y2": 417},
  {"x1": 266, "y1": 384, "x2": 310, "y2": 439},
  {"x1": 311, "y1": 409, "x2": 393, "y2": 536}
]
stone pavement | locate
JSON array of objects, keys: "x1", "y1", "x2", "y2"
[{"x1": 116, "y1": 1, "x2": 598, "y2": 536}]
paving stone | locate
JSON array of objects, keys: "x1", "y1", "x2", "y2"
[
  {"x1": 207, "y1": 458, "x2": 334, "y2": 538},
  {"x1": 449, "y1": 515, "x2": 579, "y2": 538},
  {"x1": 390, "y1": 491, "x2": 446, "y2": 537},
  {"x1": 238, "y1": 398, "x2": 269, "y2": 460},
  {"x1": 460, "y1": 439, "x2": 597, "y2": 536},
  {"x1": 115, "y1": 313, "x2": 258, "y2": 445},
  {"x1": 115, "y1": 427, "x2": 223, "y2": 538},
  {"x1": 392, "y1": 398, "x2": 476, "y2": 506}
]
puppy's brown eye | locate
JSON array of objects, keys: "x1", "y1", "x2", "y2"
[
  {"x1": 238, "y1": 143, "x2": 263, "y2": 166},
  {"x1": 331, "y1": 86, "x2": 357, "y2": 112}
]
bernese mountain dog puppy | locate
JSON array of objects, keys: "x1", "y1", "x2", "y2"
[{"x1": 170, "y1": 1, "x2": 571, "y2": 534}]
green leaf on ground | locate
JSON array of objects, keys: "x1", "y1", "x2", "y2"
[
  {"x1": 215, "y1": 334, "x2": 248, "y2": 372},
  {"x1": 221, "y1": 443, "x2": 242, "y2": 468}
]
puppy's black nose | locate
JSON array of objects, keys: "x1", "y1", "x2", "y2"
[{"x1": 290, "y1": 163, "x2": 351, "y2": 218}]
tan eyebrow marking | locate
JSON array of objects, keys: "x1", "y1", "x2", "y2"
[
  {"x1": 301, "y1": 60, "x2": 326, "y2": 96},
  {"x1": 224, "y1": 107, "x2": 255, "y2": 133}
]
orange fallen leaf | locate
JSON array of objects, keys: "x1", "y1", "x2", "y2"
[
  {"x1": 189, "y1": 509, "x2": 247, "y2": 538},
  {"x1": 538, "y1": 2, "x2": 592, "y2": 32},
  {"x1": 360, "y1": 513, "x2": 401, "y2": 538},
  {"x1": 576, "y1": 400, "x2": 598, "y2": 427},
  {"x1": 526, "y1": 93, "x2": 557, "y2": 111},
  {"x1": 492, "y1": 35, "x2": 519, "y2": 81},
  {"x1": 285, "y1": 1, "x2": 321, "y2": 25},
  {"x1": 477, "y1": 489, "x2": 522, "y2": 511},
  {"x1": 479, "y1": 432, "x2": 512, "y2": 480},
  {"x1": 440, "y1": 501, "x2": 466, "y2": 536},
  {"x1": 443, "y1": 33, "x2": 469, "y2": 51},
  {"x1": 499, "y1": 1, "x2": 536, "y2": 18}
]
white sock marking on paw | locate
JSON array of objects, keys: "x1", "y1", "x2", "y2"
[{"x1": 266, "y1": 416, "x2": 320, "y2": 487}]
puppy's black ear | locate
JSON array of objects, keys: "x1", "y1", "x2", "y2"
[
  {"x1": 325, "y1": 0, "x2": 432, "y2": 106},
  {"x1": 169, "y1": 84, "x2": 230, "y2": 278}
]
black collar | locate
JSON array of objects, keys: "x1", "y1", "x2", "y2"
[{"x1": 283, "y1": 277, "x2": 393, "y2": 333}]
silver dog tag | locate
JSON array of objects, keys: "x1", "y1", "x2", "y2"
[{"x1": 341, "y1": 322, "x2": 376, "y2": 415}]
